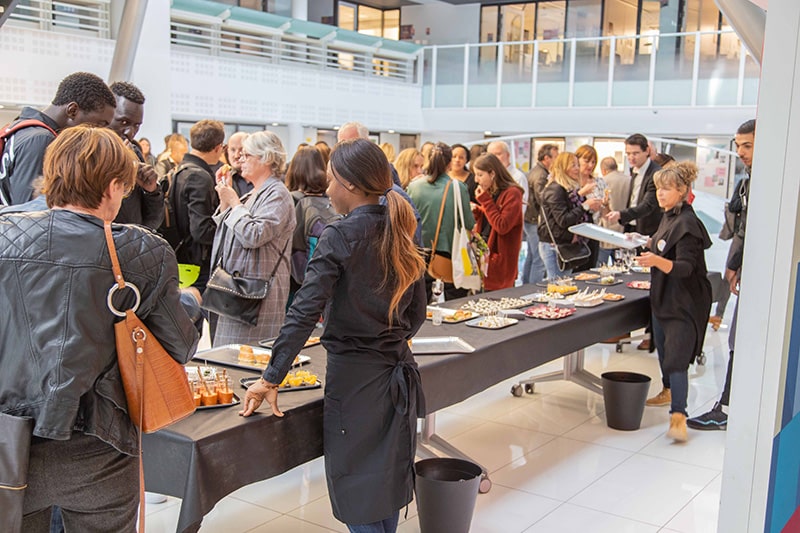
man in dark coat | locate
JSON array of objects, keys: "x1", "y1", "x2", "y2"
[
  {"x1": 688, "y1": 119, "x2": 756, "y2": 431},
  {"x1": 171, "y1": 119, "x2": 224, "y2": 292},
  {"x1": 108, "y1": 81, "x2": 164, "y2": 229},
  {"x1": 0, "y1": 71, "x2": 116, "y2": 206},
  {"x1": 606, "y1": 133, "x2": 663, "y2": 238}
]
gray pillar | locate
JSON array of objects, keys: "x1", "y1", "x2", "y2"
[
  {"x1": 108, "y1": 0, "x2": 148, "y2": 82},
  {"x1": 714, "y1": 0, "x2": 766, "y2": 65}
]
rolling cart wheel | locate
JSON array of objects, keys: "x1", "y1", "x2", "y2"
[
  {"x1": 511, "y1": 384, "x2": 523, "y2": 397},
  {"x1": 616, "y1": 343, "x2": 623, "y2": 353},
  {"x1": 479, "y1": 475, "x2": 492, "y2": 494},
  {"x1": 697, "y1": 353, "x2": 707, "y2": 366},
  {"x1": 524, "y1": 383, "x2": 535, "y2": 395}
]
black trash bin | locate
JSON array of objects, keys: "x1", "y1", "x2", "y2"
[
  {"x1": 415, "y1": 458, "x2": 482, "y2": 533},
  {"x1": 601, "y1": 371, "x2": 652, "y2": 431}
]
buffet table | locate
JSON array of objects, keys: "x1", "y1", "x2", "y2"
[{"x1": 143, "y1": 278, "x2": 650, "y2": 532}]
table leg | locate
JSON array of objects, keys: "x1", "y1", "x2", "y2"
[
  {"x1": 416, "y1": 412, "x2": 493, "y2": 493},
  {"x1": 517, "y1": 349, "x2": 604, "y2": 396}
]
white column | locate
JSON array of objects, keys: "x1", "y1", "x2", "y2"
[
  {"x1": 287, "y1": 122, "x2": 305, "y2": 159},
  {"x1": 718, "y1": 1, "x2": 800, "y2": 531},
  {"x1": 292, "y1": 0, "x2": 308, "y2": 21}
]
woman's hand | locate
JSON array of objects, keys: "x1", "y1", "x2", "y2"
[
  {"x1": 583, "y1": 197, "x2": 603, "y2": 212},
  {"x1": 474, "y1": 184, "x2": 485, "y2": 198},
  {"x1": 579, "y1": 182, "x2": 596, "y2": 197},
  {"x1": 239, "y1": 379, "x2": 284, "y2": 417},
  {"x1": 636, "y1": 252, "x2": 673, "y2": 274},
  {"x1": 216, "y1": 182, "x2": 240, "y2": 212}
]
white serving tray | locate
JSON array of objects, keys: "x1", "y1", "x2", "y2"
[{"x1": 569, "y1": 223, "x2": 648, "y2": 249}]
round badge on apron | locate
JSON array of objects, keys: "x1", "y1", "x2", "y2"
[{"x1": 657, "y1": 239, "x2": 666, "y2": 252}]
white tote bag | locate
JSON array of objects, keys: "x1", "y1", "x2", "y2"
[{"x1": 451, "y1": 182, "x2": 483, "y2": 291}]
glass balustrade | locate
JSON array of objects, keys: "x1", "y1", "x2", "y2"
[{"x1": 423, "y1": 30, "x2": 759, "y2": 110}]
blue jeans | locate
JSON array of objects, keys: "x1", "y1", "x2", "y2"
[
  {"x1": 538, "y1": 241, "x2": 572, "y2": 280},
  {"x1": 522, "y1": 222, "x2": 546, "y2": 284},
  {"x1": 652, "y1": 314, "x2": 688, "y2": 415},
  {"x1": 347, "y1": 511, "x2": 400, "y2": 533}
]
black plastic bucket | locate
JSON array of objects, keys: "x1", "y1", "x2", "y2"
[
  {"x1": 415, "y1": 458, "x2": 482, "y2": 533},
  {"x1": 601, "y1": 371, "x2": 652, "y2": 431}
]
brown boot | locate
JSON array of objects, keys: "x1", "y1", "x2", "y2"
[
  {"x1": 709, "y1": 316, "x2": 722, "y2": 331},
  {"x1": 646, "y1": 387, "x2": 671, "y2": 406},
  {"x1": 667, "y1": 412, "x2": 688, "y2": 442}
]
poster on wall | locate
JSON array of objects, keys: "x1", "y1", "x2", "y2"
[
  {"x1": 695, "y1": 138, "x2": 730, "y2": 196},
  {"x1": 512, "y1": 139, "x2": 531, "y2": 173}
]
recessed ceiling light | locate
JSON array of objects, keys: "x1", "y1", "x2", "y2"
[
  {"x1": 484, "y1": 131, "x2": 492, "y2": 135},
  {"x1": 271, "y1": 122, "x2": 279, "y2": 126},
  {"x1": 333, "y1": 126, "x2": 340, "y2": 130},
  {"x1": 388, "y1": 130, "x2": 395, "y2": 134}
]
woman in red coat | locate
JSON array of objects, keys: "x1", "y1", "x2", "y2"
[{"x1": 471, "y1": 154, "x2": 525, "y2": 291}]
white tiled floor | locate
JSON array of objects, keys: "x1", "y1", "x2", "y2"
[{"x1": 145, "y1": 318, "x2": 732, "y2": 532}]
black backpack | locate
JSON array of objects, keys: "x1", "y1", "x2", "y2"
[{"x1": 158, "y1": 162, "x2": 201, "y2": 250}]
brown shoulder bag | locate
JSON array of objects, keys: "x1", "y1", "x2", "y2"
[{"x1": 427, "y1": 179, "x2": 454, "y2": 283}]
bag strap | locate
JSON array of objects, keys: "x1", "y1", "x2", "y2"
[
  {"x1": 103, "y1": 222, "x2": 146, "y2": 533},
  {"x1": 430, "y1": 178, "x2": 453, "y2": 253}
]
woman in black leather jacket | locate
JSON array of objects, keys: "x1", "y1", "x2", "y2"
[
  {"x1": 537, "y1": 152, "x2": 602, "y2": 279},
  {"x1": 0, "y1": 125, "x2": 199, "y2": 531}
]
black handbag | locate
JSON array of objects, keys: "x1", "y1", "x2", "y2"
[
  {"x1": 719, "y1": 202, "x2": 737, "y2": 241},
  {"x1": 202, "y1": 216, "x2": 289, "y2": 326},
  {"x1": 554, "y1": 241, "x2": 592, "y2": 271},
  {"x1": 541, "y1": 196, "x2": 592, "y2": 271},
  {"x1": 0, "y1": 412, "x2": 34, "y2": 533},
  {"x1": 202, "y1": 266, "x2": 271, "y2": 326}
]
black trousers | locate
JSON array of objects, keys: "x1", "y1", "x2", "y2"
[{"x1": 23, "y1": 432, "x2": 139, "y2": 532}]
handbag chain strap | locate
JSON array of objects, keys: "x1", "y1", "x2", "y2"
[
  {"x1": 103, "y1": 222, "x2": 147, "y2": 533},
  {"x1": 429, "y1": 178, "x2": 453, "y2": 254}
]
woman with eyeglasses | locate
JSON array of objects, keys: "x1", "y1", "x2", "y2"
[
  {"x1": 210, "y1": 131, "x2": 296, "y2": 346},
  {"x1": 241, "y1": 139, "x2": 426, "y2": 533}
]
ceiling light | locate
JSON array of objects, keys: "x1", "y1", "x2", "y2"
[
  {"x1": 333, "y1": 126, "x2": 340, "y2": 130},
  {"x1": 388, "y1": 130, "x2": 395, "y2": 134},
  {"x1": 271, "y1": 122, "x2": 279, "y2": 126},
  {"x1": 484, "y1": 131, "x2": 492, "y2": 135}
]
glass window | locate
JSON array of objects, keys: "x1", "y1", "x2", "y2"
[
  {"x1": 265, "y1": 0, "x2": 291, "y2": 17},
  {"x1": 338, "y1": 2, "x2": 356, "y2": 31},
  {"x1": 536, "y1": 1, "x2": 566, "y2": 68},
  {"x1": 480, "y1": 5, "x2": 498, "y2": 43},
  {"x1": 602, "y1": 0, "x2": 638, "y2": 65},
  {"x1": 383, "y1": 9, "x2": 400, "y2": 40},
  {"x1": 358, "y1": 5, "x2": 383, "y2": 38},
  {"x1": 567, "y1": 0, "x2": 601, "y2": 39}
]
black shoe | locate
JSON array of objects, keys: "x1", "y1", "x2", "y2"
[{"x1": 687, "y1": 402, "x2": 728, "y2": 431}]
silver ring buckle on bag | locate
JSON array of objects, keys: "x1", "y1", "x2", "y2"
[{"x1": 107, "y1": 282, "x2": 142, "y2": 317}]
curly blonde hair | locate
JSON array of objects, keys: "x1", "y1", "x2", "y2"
[{"x1": 653, "y1": 161, "x2": 698, "y2": 201}]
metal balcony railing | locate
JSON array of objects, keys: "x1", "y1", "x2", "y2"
[
  {"x1": 423, "y1": 30, "x2": 760, "y2": 109},
  {"x1": 7, "y1": 0, "x2": 110, "y2": 39}
]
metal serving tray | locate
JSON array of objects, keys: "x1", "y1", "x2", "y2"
[
  {"x1": 569, "y1": 223, "x2": 648, "y2": 249},
  {"x1": 192, "y1": 344, "x2": 310, "y2": 372},
  {"x1": 411, "y1": 336, "x2": 475, "y2": 355}
]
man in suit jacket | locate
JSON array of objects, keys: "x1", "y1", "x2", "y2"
[{"x1": 606, "y1": 133, "x2": 662, "y2": 237}]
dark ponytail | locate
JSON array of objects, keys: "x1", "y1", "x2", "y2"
[{"x1": 330, "y1": 140, "x2": 425, "y2": 322}]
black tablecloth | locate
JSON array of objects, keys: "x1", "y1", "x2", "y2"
[{"x1": 143, "y1": 278, "x2": 650, "y2": 532}]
